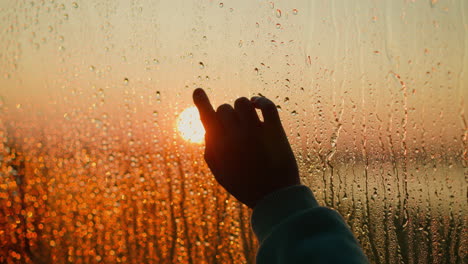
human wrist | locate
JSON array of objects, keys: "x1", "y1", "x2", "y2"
[{"x1": 251, "y1": 185, "x2": 319, "y2": 242}]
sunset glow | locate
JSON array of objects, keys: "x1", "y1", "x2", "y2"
[
  {"x1": 1, "y1": 0, "x2": 465, "y2": 262},
  {"x1": 177, "y1": 106, "x2": 205, "y2": 143}
]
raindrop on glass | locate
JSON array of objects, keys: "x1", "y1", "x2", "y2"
[
  {"x1": 92, "y1": 118, "x2": 103, "y2": 128},
  {"x1": 276, "y1": 9, "x2": 282, "y2": 18}
]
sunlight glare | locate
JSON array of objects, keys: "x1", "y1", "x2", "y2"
[{"x1": 177, "y1": 106, "x2": 205, "y2": 143}]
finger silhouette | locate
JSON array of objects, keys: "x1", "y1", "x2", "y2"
[
  {"x1": 251, "y1": 96, "x2": 281, "y2": 126},
  {"x1": 216, "y1": 104, "x2": 240, "y2": 137},
  {"x1": 193, "y1": 88, "x2": 217, "y2": 134},
  {"x1": 234, "y1": 97, "x2": 261, "y2": 129}
]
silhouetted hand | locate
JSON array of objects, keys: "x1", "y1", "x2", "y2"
[{"x1": 193, "y1": 88, "x2": 300, "y2": 208}]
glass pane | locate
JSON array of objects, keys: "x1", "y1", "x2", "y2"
[{"x1": 1, "y1": 0, "x2": 466, "y2": 263}]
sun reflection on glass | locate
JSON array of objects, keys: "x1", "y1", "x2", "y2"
[{"x1": 177, "y1": 106, "x2": 205, "y2": 143}]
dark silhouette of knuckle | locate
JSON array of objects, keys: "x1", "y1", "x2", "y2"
[
  {"x1": 264, "y1": 101, "x2": 277, "y2": 112},
  {"x1": 217, "y1": 104, "x2": 232, "y2": 113},
  {"x1": 234, "y1": 97, "x2": 250, "y2": 109}
]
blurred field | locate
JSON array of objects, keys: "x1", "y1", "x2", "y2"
[{"x1": 0, "y1": 109, "x2": 465, "y2": 263}]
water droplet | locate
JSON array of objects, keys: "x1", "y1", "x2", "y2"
[
  {"x1": 229, "y1": 8, "x2": 234, "y2": 12},
  {"x1": 153, "y1": 58, "x2": 159, "y2": 64},
  {"x1": 284, "y1": 97, "x2": 289, "y2": 103},
  {"x1": 89, "y1": 65, "x2": 95, "y2": 71},
  {"x1": 124, "y1": 78, "x2": 129, "y2": 85},
  {"x1": 292, "y1": 9, "x2": 298, "y2": 15},
  {"x1": 92, "y1": 118, "x2": 103, "y2": 128},
  {"x1": 219, "y1": 2, "x2": 223, "y2": 8},
  {"x1": 276, "y1": 23, "x2": 281, "y2": 29},
  {"x1": 276, "y1": 9, "x2": 282, "y2": 18},
  {"x1": 269, "y1": 2, "x2": 274, "y2": 9},
  {"x1": 152, "y1": 111, "x2": 158, "y2": 117},
  {"x1": 254, "y1": 68, "x2": 259, "y2": 75},
  {"x1": 255, "y1": 22, "x2": 260, "y2": 28},
  {"x1": 291, "y1": 110, "x2": 298, "y2": 116},
  {"x1": 199, "y1": 62, "x2": 205, "y2": 69},
  {"x1": 72, "y1": 2, "x2": 78, "y2": 8},
  {"x1": 238, "y1": 40, "x2": 243, "y2": 47}
]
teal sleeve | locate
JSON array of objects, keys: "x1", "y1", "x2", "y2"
[{"x1": 251, "y1": 185, "x2": 369, "y2": 264}]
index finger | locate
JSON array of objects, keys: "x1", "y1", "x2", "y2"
[{"x1": 193, "y1": 88, "x2": 217, "y2": 134}]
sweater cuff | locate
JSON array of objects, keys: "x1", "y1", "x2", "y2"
[{"x1": 251, "y1": 185, "x2": 319, "y2": 243}]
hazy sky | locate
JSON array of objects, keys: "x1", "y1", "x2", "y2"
[{"x1": 0, "y1": 0, "x2": 466, "y2": 152}]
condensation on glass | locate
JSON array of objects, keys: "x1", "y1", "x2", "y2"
[{"x1": 0, "y1": 0, "x2": 466, "y2": 263}]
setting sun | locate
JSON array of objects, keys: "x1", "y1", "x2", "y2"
[{"x1": 177, "y1": 106, "x2": 205, "y2": 143}]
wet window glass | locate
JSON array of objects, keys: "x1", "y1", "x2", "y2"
[{"x1": 0, "y1": 0, "x2": 466, "y2": 263}]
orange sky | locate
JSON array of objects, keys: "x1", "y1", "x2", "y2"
[{"x1": 0, "y1": 0, "x2": 466, "y2": 157}]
